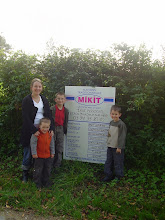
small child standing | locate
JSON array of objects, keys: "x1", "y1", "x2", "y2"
[
  {"x1": 103, "y1": 105, "x2": 127, "y2": 182},
  {"x1": 31, "y1": 118, "x2": 55, "y2": 188},
  {"x1": 51, "y1": 92, "x2": 69, "y2": 169}
]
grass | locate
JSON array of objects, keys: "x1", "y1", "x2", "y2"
[{"x1": 0, "y1": 153, "x2": 165, "y2": 219}]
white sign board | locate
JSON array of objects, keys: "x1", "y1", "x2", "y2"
[{"x1": 64, "y1": 86, "x2": 116, "y2": 164}]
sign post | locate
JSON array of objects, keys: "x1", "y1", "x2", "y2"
[{"x1": 64, "y1": 86, "x2": 116, "y2": 164}]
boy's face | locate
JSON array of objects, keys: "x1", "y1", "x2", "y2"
[
  {"x1": 55, "y1": 95, "x2": 65, "y2": 106},
  {"x1": 110, "y1": 110, "x2": 121, "y2": 122},
  {"x1": 39, "y1": 122, "x2": 50, "y2": 133}
]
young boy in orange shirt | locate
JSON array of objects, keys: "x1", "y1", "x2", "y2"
[{"x1": 31, "y1": 118, "x2": 55, "y2": 188}]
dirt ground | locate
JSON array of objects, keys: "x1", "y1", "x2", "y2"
[{"x1": 0, "y1": 208, "x2": 63, "y2": 220}]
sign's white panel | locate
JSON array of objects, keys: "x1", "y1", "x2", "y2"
[{"x1": 64, "y1": 86, "x2": 116, "y2": 164}]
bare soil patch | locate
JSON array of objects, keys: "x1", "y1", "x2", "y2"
[{"x1": 0, "y1": 208, "x2": 62, "y2": 220}]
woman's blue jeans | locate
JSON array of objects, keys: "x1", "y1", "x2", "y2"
[{"x1": 22, "y1": 146, "x2": 32, "y2": 170}]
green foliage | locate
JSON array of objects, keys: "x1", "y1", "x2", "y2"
[
  {"x1": 0, "y1": 36, "x2": 165, "y2": 170},
  {"x1": 0, "y1": 51, "x2": 40, "y2": 108},
  {"x1": 0, "y1": 50, "x2": 42, "y2": 153},
  {"x1": 125, "y1": 120, "x2": 165, "y2": 169},
  {"x1": 0, "y1": 35, "x2": 11, "y2": 51},
  {"x1": 38, "y1": 47, "x2": 114, "y2": 104}
]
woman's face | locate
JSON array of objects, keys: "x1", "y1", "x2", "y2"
[{"x1": 31, "y1": 81, "x2": 42, "y2": 96}]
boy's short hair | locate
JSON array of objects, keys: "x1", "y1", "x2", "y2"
[
  {"x1": 39, "y1": 118, "x2": 51, "y2": 125},
  {"x1": 110, "y1": 105, "x2": 122, "y2": 113},
  {"x1": 55, "y1": 92, "x2": 65, "y2": 98}
]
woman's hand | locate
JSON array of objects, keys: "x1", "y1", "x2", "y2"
[
  {"x1": 49, "y1": 130, "x2": 54, "y2": 137},
  {"x1": 32, "y1": 154, "x2": 38, "y2": 158},
  {"x1": 34, "y1": 131, "x2": 40, "y2": 137},
  {"x1": 51, "y1": 154, "x2": 54, "y2": 158}
]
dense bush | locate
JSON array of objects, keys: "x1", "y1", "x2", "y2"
[{"x1": 0, "y1": 37, "x2": 165, "y2": 169}]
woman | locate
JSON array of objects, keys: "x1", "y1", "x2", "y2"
[{"x1": 20, "y1": 78, "x2": 54, "y2": 182}]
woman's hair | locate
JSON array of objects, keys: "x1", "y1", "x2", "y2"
[{"x1": 30, "y1": 78, "x2": 42, "y2": 89}]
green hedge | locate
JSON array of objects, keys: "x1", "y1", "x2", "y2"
[{"x1": 0, "y1": 43, "x2": 165, "y2": 169}]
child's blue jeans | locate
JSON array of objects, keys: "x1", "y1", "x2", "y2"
[{"x1": 104, "y1": 147, "x2": 124, "y2": 179}]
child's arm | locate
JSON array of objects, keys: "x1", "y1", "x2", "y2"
[
  {"x1": 50, "y1": 105, "x2": 55, "y2": 134},
  {"x1": 64, "y1": 108, "x2": 69, "y2": 134},
  {"x1": 117, "y1": 121, "x2": 127, "y2": 152},
  {"x1": 30, "y1": 135, "x2": 38, "y2": 158}
]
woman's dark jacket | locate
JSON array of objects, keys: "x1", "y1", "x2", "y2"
[{"x1": 20, "y1": 94, "x2": 54, "y2": 147}]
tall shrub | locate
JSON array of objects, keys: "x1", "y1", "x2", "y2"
[{"x1": 0, "y1": 51, "x2": 40, "y2": 156}]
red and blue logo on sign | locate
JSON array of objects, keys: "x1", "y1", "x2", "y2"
[{"x1": 66, "y1": 95, "x2": 114, "y2": 106}]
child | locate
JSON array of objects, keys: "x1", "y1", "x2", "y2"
[
  {"x1": 51, "y1": 92, "x2": 69, "y2": 169},
  {"x1": 31, "y1": 118, "x2": 55, "y2": 188},
  {"x1": 103, "y1": 105, "x2": 127, "y2": 182}
]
